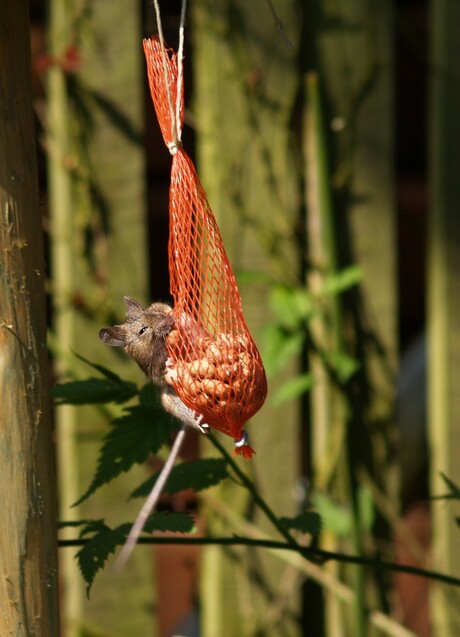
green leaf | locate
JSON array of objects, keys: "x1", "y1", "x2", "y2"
[
  {"x1": 131, "y1": 457, "x2": 229, "y2": 499},
  {"x1": 261, "y1": 324, "x2": 305, "y2": 377},
  {"x1": 272, "y1": 373, "x2": 315, "y2": 405},
  {"x1": 358, "y1": 484, "x2": 375, "y2": 531},
  {"x1": 324, "y1": 350, "x2": 360, "y2": 383},
  {"x1": 236, "y1": 270, "x2": 277, "y2": 285},
  {"x1": 70, "y1": 350, "x2": 125, "y2": 382},
  {"x1": 74, "y1": 405, "x2": 172, "y2": 505},
  {"x1": 279, "y1": 511, "x2": 322, "y2": 536},
  {"x1": 313, "y1": 492, "x2": 352, "y2": 537},
  {"x1": 313, "y1": 488, "x2": 374, "y2": 537},
  {"x1": 269, "y1": 285, "x2": 314, "y2": 329},
  {"x1": 76, "y1": 513, "x2": 195, "y2": 596},
  {"x1": 51, "y1": 377, "x2": 138, "y2": 405},
  {"x1": 320, "y1": 265, "x2": 363, "y2": 297}
]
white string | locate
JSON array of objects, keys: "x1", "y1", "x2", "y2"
[
  {"x1": 114, "y1": 424, "x2": 188, "y2": 571},
  {"x1": 114, "y1": 0, "x2": 191, "y2": 572},
  {"x1": 175, "y1": 0, "x2": 187, "y2": 143},
  {"x1": 152, "y1": 0, "x2": 187, "y2": 152},
  {"x1": 234, "y1": 430, "x2": 249, "y2": 448}
]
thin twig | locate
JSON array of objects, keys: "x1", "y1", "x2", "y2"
[
  {"x1": 264, "y1": 0, "x2": 295, "y2": 51},
  {"x1": 60, "y1": 535, "x2": 460, "y2": 589},
  {"x1": 114, "y1": 425, "x2": 187, "y2": 570},
  {"x1": 208, "y1": 432, "x2": 300, "y2": 549}
]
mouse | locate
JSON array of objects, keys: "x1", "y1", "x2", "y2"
[{"x1": 99, "y1": 296, "x2": 208, "y2": 433}]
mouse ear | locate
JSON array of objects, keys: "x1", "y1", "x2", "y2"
[
  {"x1": 99, "y1": 326, "x2": 126, "y2": 347},
  {"x1": 124, "y1": 296, "x2": 144, "y2": 316}
]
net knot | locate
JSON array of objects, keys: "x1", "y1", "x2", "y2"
[
  {"x1": 232, "y1": 431, "x2": 255, "y2": 460},
  {"x1": 168, "y1": 140, "x2": 183, "y2": 155},
  {"x1": 234, "y1": 431, "x2": 249, "y2": 448}
]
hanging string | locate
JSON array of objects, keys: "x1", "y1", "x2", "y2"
[
  {"x1": 115, "y1": 0, "x2": 190, "y2": 571},
  {"x1": 114, "y1": 425, "x2": 188, "y2": 571},
  {"x1": 152, "y1": 0, "x2": 187, "y2": 152},
  {"x1": 175, "y1": 0, "x2": 187, "y2": 143}
]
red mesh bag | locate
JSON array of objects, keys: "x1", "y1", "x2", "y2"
[{"x1": 143, "y1": 36, "x2": 267, "y2": 459}]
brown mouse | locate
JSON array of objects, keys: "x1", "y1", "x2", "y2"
[{"x1": 99, "y1": 297, "x2": 208, "y2": 433}]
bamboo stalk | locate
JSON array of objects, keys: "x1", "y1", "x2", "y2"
[
  {"x1": 428, "y1": 0, "x2": 460, "y2": 632},
  {"x1": 47, "y1": 13, "x2": 83, "y2": 634},
  {"x1": 305, "y1": 71, "x2": 367, "y2": 637}
]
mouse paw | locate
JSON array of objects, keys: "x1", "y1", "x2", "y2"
[
  {"x1": 164, "y1": 361, "x2": 177, "y2": 386},
  {"x1": 193, "y1": 411, "x2": 209, "y2": 434}
]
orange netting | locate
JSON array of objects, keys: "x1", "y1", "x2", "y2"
[{"x1": 143, "y1": 36, "x2": 267, "y2": 459}]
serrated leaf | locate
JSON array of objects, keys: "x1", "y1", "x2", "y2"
[
  {"x1": 261, "y1": 324, "x2": 305, "y2": 377},
  {"x1": 74, "y1": 405, "x2": 172, "y2": 505},
  {"x1": 58, "y1": 519, "x2": 96, "y2": 530},
  {"x1": 139, "y1": 383, "x2": 161, "y2": 409},
  {"x1": 143, "y1": 511, "x2": 196, "y2": 534},
  {"x1": 320, "y1": 265, "x2": 363, "y2": 296},
  {"x1": 76, "y1": 512, "x2": 195, "y2": 596},
  {"x1": 131, "y1": 458, "x2": 229, "y2": 499},
  {"x1": 76, "y1": 522, "x2": 127, "y2": 596},
  {"x1": 51, "y1": 377, "x2": 138, "y2": 405},
  {"x1": 272, "y1": 373, "x2": 315, "y2": 405},
  {"x1": 431, "y1": 472, "x2": 460, "y2": 500},
  {"x1": 440, "y1": 472, "x2": 460, "y2": 496},
  {"x1": 78, "y1": 519, "x2": 110, "y2": 538},
  {"x1": 279, "y1": 511, "x2": 322, "y2": 536}
]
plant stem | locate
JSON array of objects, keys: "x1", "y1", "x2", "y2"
[
  {"x1": 208, "y1": 433, "x2": 301, "y2": 550},
  {"x1": 58, "y1": 535, "x2": 460, "y2": 589}
]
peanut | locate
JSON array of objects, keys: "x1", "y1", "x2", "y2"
[
  {"x1": 166, "y1": 331, "x2": 261, "y2": 417},
  {"x1": 235, "y1": 334, "x2": 250, "y2": 350},
  {"x1": 166, "y1": 329, "x2": 181, "y2": 348},
  {"x1": 205, "y1": 341, "x2": 227, "y2": 365},
  {"x1": 217, "y1": 333, "x2": 234, "y2": 348},
  {"x1": 188, "y1": 358, "x2": 216, "y2": 378},
  {"x1": 201, "y1": 378, "x2": 230, "y2": 400},
  {"x1": 215, "y1": 362, "x2": 240, "y2": 382},
  {"x1": 230, "y1": 380, "x2": 244, "y2": 399}
]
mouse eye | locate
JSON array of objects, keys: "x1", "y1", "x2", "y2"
[{"x1": 139, "y1": 326, "x2": 147, "y2": 336}]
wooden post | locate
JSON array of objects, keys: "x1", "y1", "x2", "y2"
[
  {"x1": 428, "y1": 0, "x2": 460, "y2": 633},
  {"x1": 0, "y1": 1, "x2": 60, "y2": 633}
]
